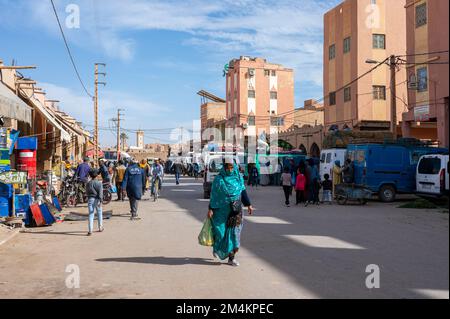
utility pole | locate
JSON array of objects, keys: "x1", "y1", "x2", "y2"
[
  {"x1": 94, "y1": 63, "x2": 106, "y2": 166},
  {"x1": 389, "y1": 55, "x2": 397, "y2": 140},
  {"x1": 113, "y1": 109, "x2": 124, "y2": 162}
]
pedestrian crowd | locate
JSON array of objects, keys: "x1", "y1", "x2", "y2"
[
  {"x1": 277, "y1": 158, "x2": 355, "y2": 207},
  {"x1": 61, "y1": 157, "x2": 166, "y2": 235}
]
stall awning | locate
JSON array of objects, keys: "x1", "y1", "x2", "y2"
[
  {"x1": 24, "y1": 94, "x2": 71, "y2": 142},
  {"x1": 0, "y1": 81, "x2": 32, "y2": 124}
]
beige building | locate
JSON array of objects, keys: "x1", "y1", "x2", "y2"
[
  {"x1": 225, "y1": 56, "x2": 294, "y2": 137},
  {"x1": 136, "y1": 130, "x2": 144, "y2": 149},
  {"x1": 294, "y1": 99, "x2": 324, "y2": 128},
  {"x1": 198, "y1": 90, "x2": 226, "y2": 145},
  {"x1": 402, "y1": 0, "x2": 449, "y2": 147},
  {"x1": 323, "y1": 0, "x2": 407, "y2": 132}
]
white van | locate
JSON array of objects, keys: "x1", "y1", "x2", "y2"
[
  {"x1": 203, "y1": 153, "x2": 240, "y2": 199},
  {"x1": 416, "y1": 154, "x2": 449, "y2": 197},
  {"x1": 320, "y1": 148, "x2": 346, "y2": 181}
]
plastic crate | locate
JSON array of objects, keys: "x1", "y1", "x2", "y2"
[
  {"x1": 0, "y1": 196, "x2": 10, "y2": 217},
  {"x1": 14, "y1": 194, "x2": 32, "y2": 214},
  {"x1": 0, "y1": 183, "x2": 13, "y2": 198}
]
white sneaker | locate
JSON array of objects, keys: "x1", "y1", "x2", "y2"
[
  {"x1": 228, "y1": 258, "x2": 240, "y2": 267},
  {"x1": 213, "y1": 252, "x2": 219, "y2": 259}
]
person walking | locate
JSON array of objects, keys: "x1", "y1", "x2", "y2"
[
  {"x1": 295, "y1": 168, "x2": 306, "y2": 205},
  {"x1": 86, "y1": 169, "x2": 104, "y2": 236},
  {"x1": 193, "y1": 162, "x2": 200, "y2": 180},
  {"x1": 114, "y1": 160, "x2": 127, "y2": 201},
  {"x1": 139, "y1": 159, "x2": 151, "y2": 191},
  {"x1": 281, "y1": 167, "x2": 293, "y2": 207},
  {"x1": 321, "y1": 174, "x2": 333, "y2": 204},
  {"x1": 250, "y1": 165, "x2": 260, "y2": 188},
  {"x1": 174, "y1": 161, "x2": 182, "y2": 185},
  {"x1": 332, "y1": 160, "x2": 343, "y2": 197},
  {"x1": 305, "y1": 159, "x2": 320, "y2": 206},
  {"x1": 122, "y1": 159, "x2": 146, "y2": 220},
  {"x1": 98, "y1": 159, "x2": 111, "y2": 184},
  {"x1": 75, "y1": 157, "x2": 91, "y2": 183},
  {"x1": 207, "y1": 157, "x2": 253, "y2": 267},
  {"x1": 150, "y1": 159, "x2": 164, "y2": 196}
]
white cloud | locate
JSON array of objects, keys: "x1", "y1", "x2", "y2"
[
  {"x1": 40, "y1": 82, "x2": 170, "y2": 146},
  {"x1": 3, "y1": 0, "x2": 337, "y2": 89}
]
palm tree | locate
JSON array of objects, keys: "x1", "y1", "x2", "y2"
[{"x1": 120, "y1": 133, "x2": 129, "y2": 151}]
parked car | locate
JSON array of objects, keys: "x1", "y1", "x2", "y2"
[
  {"x1": 416, "y1": 154, "x2": 449, "y2": 198},
  {"x1": 320, "y1": 148, "x2": 346, "y2": 181},
  {"x1": 346, "y1": 143, "x2": 448, "y2": 202}
]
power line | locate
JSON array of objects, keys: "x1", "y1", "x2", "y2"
[
  {"x1": 398, "y1": 50, "x2": 449, "y2": 58},
  {"x1": 50, "y1": 0, "x2": 93, "y2": 98}
]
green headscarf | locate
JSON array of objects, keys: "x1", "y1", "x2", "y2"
[{"x1": 209, "y1": 164, "x2": 245, "y2": 209}]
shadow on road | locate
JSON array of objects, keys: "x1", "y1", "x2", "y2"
[
  {"x1": 21, "y1": 230, "x2": 88, "y2": 237},
  {"x1": 164, "y1": 177, "x2": 449, "y2": 298},
  {"x1": 96, "y1": 256, "x2": 221, "y2": 266}
]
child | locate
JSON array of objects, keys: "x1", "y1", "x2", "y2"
[
  {"x1": 86, "y1": 169, "x2": 104, "y2": 236},
  {"x1": 321, "y1": 174, "x2": 333, "y2": 204},
  {"x1": 295, "y1": 169, "x2": 306, "y2": 205},
  {"x1": 281, "y1": 167, "x2": 293, "y2": 207}
]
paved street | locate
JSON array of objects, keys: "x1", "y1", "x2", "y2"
[{"x1": 0, "y1": 176, "x2": 448, "y2": 299}]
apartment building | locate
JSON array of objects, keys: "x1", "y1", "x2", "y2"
[
  {"x1": 225, "y1": 56, "x2": 294, "y2": 137},
  {"x1": 402, "y1": 0, "x2": 449, "y2": 147},
  {"x1": 323, "y1": 0, "x2": 407, "y2": 132}
]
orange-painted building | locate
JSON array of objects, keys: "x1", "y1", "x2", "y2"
[
  {"x1": 323, "y1": 0, "x2": 407, "y2": 132},
  {"x1": 225, "y1": 56, "x2": 294, "y2": 138},
  {"x1": 401, "y1": 0, "x2": 449, "y2": 147}
]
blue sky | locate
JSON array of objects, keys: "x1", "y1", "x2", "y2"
[{"x1": 0, "y1": 0, "x2": 339, "y2": 146}]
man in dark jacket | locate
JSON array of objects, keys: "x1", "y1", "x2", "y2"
[
  {"x1": 98, "y1": 159, "x2": 111, "y2": 184},
  {"x1": 342, "y1": 158, "x2": 355, "y2": 184},
  {"x1": 75, "y1": 157, "x2": 91, "y2": 183},
  {"x1": 122, "y1": 159, "x2": 146, "y2": 220},
  {"x1": 174, "y1": 162, "x2": 183, "y2": 185}
]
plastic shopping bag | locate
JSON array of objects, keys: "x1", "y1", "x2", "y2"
[{"x1": 198, "y1": 218, "x2": 214, "y2": 246}]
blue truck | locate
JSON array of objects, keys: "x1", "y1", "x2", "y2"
[{"x1": 346, "y1": 143, "x2": 448, "y2": 202}]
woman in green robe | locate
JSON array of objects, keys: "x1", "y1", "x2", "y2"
[{"x1": 207, "y1": 159, "x2": 253, "y2": 266}]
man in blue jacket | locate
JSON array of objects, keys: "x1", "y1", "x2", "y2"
[{"x1": 122, "y1": 159, "x2": 146, "y2": 220}]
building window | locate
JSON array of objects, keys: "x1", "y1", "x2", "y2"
[
  {"x1": 416, "y1": 3, "x2": 427, "y2": 27},
  {"x1": 270, "y1": 117, "x2": 284, "y2": 127},
  {"x1": 264, "y1": 70, "x2": 270, "y2": 76},
  {"x1": 270, "y1": 91, "x2": 278, "y2": 100},
  {"x1": 373, "y1": 34, "x2": 385, "y2": 49},
  {"x1": 248, "y1": 68, "x2": 255, "y2": 77},
  {"x1": 373, "y1": 85, "x2": 386, "y2": 100},
  {"x1": 248, "y1": 116, "x2": 256, "y2": 126},
  {"x1": 329, "y1": 92, "x2": 336, "y2": 105},
  {"x1": 417, "y1": 67, "x2": 428, "y2": 92},
  {"x1": 343, "y1": 37, "x2": 351, "y2": 53},
  {"x1": 344, "y1": 87, "x2": 351, "y2": 102},
  {"x1": 371, "y1": 0, "x2": 376, "y2": 4},
  {"x1": 271, "y1": 70, "x2": 276, "y2": 76},
  {"x1": 248, "y1": 90, "x2": 256, "y2": 98},
  {"x1": 329, "y1": 44, "x2": 336, "y2": 60}
]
